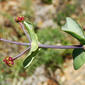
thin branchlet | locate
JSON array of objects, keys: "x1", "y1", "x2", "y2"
[
  {"x1": 19, "y1": 22, "x2": 31, "y2": 43},
  {"x1": 0, "y1": 38, "x2": 30, "y2": 46},
  {"x1": 39, "y1": 44, "x2": 83, "y2": 49},
  {"x1": 13, "y1": 47, "x2": 30, "y2": 60}
]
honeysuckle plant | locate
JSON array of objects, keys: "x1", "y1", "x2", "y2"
[{"x1": 1, "y1": 16, "x2": 85, "y2": 70}]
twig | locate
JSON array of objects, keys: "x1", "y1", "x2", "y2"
[
  {"x1": 0, "y1": 38, "x2": 30, "y2": 46},
  {"x1": 39, "y1": 44, "x2": 83, "y2": 49},
  {"x1": 19, "y1": 22, "x2": 31, "y2": 43},
  {"x1": 13, "y1": 47, "x2": 30, "y2": 60}
]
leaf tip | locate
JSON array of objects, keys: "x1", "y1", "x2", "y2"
[{"x1": 73, "y1": 64, "x2": 79, "y2": 70}]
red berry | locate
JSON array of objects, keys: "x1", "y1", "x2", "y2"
[{"x1": 15, "y1": 16, "x2": 24, "y2": 22}]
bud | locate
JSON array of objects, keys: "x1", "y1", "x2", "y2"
[
  {"x1": 15, "y1": 16, "x2": 24, "y2": 22},
  {"x1": 3, "y1": 57, "x2": 14, "y2": 67}
]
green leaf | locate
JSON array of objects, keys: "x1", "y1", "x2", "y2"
[
  {"x1": 24, "y1": 21, "x2": 38, "y2": 51},
  {"x1": 62, "y1": 17, "x2": 85, "y2": 44},
  {"x1": 73, "y1": 48, "x2": 85, "y2": 70},
  {"x1": 23, "y1": 49, "x2": 38, "y2": 68},
  {"x1": 23, "y1": 21, "x2": 39, "y2": 68}
]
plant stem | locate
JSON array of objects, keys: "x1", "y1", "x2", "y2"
[
  {"x1": 39, "y1": 44, "x2": 83, "y2": 49},
  {"x1": 0, "y1": 38, "x2": 83, "y2": 49},
  {"x1": 19, "y1": 22, "x2": 31, "y2": 43},
  {"x1": 0, "y1": 38, "x2": 30, "y2": 46},
  {"x1": 13, "y1": 47, "x2": 30, "y2": 60}
]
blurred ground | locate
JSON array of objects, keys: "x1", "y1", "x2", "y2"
[
  {"x1": 21, "y1": 60, "x2": 85, "y2": 85},
  {"x1": 0, "y1": 0, "x2": 85, "y2": 85}
]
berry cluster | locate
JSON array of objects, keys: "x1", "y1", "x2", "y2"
[{"x1": 3, "y1": 57, "x2": 14, "y2": 67}]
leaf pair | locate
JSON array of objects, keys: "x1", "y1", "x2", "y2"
[
  {"x1": 23, "y1": 21, "x2": 39, "y2": 68},
  {"x1": 62, "y1": 17, "x2": 85, "y2": 70}
]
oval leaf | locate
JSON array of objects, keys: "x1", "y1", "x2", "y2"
[
  {"x1": 62, "y1": 17, "x2": 85, "y2": 44},
  {"x1": 73, "y1": 48, "x2": 85, "y2": 70}
]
